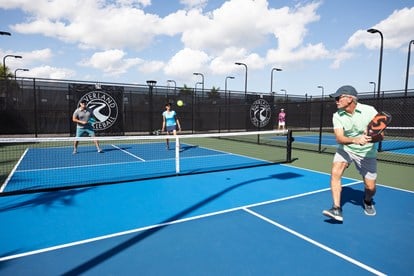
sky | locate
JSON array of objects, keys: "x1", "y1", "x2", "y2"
[{"x1": 1, "y1": 0, "x2": 414, "y2": 96}]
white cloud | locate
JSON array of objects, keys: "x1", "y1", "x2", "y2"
[
  {"x1": 27, "y1": 65, "x2": 75, "y2": 79},
  {"x1": 0, "y1": 48, "x2": 54, "y2": 72},
  {"x1": 330, "y1": 51, "x2": 354, "y2": 69},
  {"x1": 11, "y1": 0, "x2": 410, "y2": 83},
  {"x1": 164, "y1": 48, "x2": 210, "y2": 80},
  {"x1": 138, "y1": 60, "x2": 165, "y2": 73},
  {"x1": 344, "y1": 7, "x2": 414, "y2": 51},
  {"x1": 8, "y1": 0, "x2": 322, "y2": 56},
  {"x1": 79, "y1": 49, "x2": 143, "y2": 75},
  {"x1": 10, "y1": 0, "x2": 161, "y2": 50},
  {"x1": 267, "y1": 42, "x2": 329, "y2": 66},
  {"x1": 180, "y1": 0, "x2": 207, "y2": 10}
]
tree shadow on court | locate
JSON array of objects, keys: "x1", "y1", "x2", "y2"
[
  {"x1": 0, "y1": 188, "x2": 92, "y2": 212},
  {"x1": 61, "y1": 171, "x2": 303, "y2": 275}
]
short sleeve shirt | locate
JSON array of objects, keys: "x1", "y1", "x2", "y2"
[
  {"x1": 73, "y1": 108, "x2": 92, "y2": 128},
  {"x1": 278, "y1": 112, "x2": 286, "y2": 123},
  {"x1": 332, "y1": 103, "x2": 378, "y2": 157},
  {"x1": 163, "y1": 110, "x2": 177, "y2": 127}
]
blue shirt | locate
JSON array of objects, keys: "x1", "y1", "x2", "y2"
[{"x1": 162, "y1": 110, "x2": 177, "y2": 127}]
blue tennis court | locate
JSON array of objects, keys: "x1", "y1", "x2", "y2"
[
  {"x1": 0, "y1": 161, "x2": 413, "y2": 275},
  {"x1": 2, "y1": 141, "x2": 272, "y2": 193}
]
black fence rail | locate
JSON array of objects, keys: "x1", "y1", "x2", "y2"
[{"x1": 1, "y1": 77, "x2": 413, "y2": 165}]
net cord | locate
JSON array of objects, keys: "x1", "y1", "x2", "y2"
[{"x1": 0, "y1": 129, "x2": 288, "y2": 143}]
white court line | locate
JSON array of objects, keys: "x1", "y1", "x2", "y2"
[
  {"x1": 0, "y1": 181, "x2": 361, "y2": 262},
  {"x1": 0, "y1": 148, "x2": 29, "y2": 192},
  {"x1": 110, "y1": 144, "x2": 146, "y2": 161},
  {"x1": 243, "y1": 207, "x2": 387, "y2": 276}
]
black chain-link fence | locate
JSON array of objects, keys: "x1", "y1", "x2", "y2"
[{"x1": 1, "y1": 77, "x2": 413, "y2": 165}]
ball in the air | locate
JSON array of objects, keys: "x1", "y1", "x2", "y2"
[{"x1": 177, "y1": 100, "x2": 184, "y2": 107}]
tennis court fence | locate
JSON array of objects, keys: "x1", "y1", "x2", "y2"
[
  {"x1": 286, "y1": 126, "x2": 414, "y2": 166},
  {"x1": 0, "y1": 129, "x2": 293, "y2": 195}
]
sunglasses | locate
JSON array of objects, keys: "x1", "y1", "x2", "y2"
[{"x1": 335, "y1": 95, "x2": 348, "y2": 101}]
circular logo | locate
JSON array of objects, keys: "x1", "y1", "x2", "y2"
[
  {"x1": 79, "y1": 91, "x2": 118, "y2": 131},
  {"x1": 250, "y1": 99, "x2": 271, "y2": 128}
]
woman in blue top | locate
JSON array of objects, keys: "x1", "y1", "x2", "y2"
[{"x1": 162, "y1": 103, "x2": 181, "y2": 149}]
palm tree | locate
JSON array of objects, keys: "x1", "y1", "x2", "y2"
[
  {"x1": 207, "y1": 86, "x2": 221, "y2": 100},
  {"x1": 179, "y1": 84, "x2": 193, "y2": 96}
]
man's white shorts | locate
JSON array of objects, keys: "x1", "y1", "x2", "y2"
[{"x1": 333, "y1": 148, "x2": 377, "y2": 180}]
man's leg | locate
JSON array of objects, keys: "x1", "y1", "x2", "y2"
[
  {"x1": 363, "y1": 177, "x2": 376, "y2": 216},
  {"x1": 322, "y1": 160, "x2": 348, "y2": 221}
]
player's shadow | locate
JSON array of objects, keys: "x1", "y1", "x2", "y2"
[
  {"x1": 341, "y1": 186, "x2": 365, "y2": 208},
  {"x1": 324, "y1": 185, "x2": 365, "y2": 224}
]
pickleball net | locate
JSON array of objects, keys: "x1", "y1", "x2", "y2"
[{"x1": 0, "y1": 129, "x2": 293, "y2": 195}]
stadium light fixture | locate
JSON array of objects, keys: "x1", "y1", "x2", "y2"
[
  {"x1": 369, "y1": 81, "x2": 376, "y2": 97},
  {"x1": 193, "y1": 73, "x2": 204, "y2": 97},
  {"x1": 367, "y1": 28, "x2": 383, "y2": 98},
  {"x1": 235, "y1": 62, "x2": 248, "y2": 101},
  {"x1": 317, "y1": 85, "x2": 325, "y2": 153},
  {"x1": 404, "y1": 40, "x2": 414, "y2": 97},
  {"x1": 225, "y1": 76, "x2": 235, "y2": 105},
  {"x1": 3, "y1": 55, "x2": 23, "y2": 77},
  {"x1": 280, "y1": 88, "x2": 288, "y2": 102},
  {"x1": 14, "y1": 68, "x2": 29, "y2": 80},
  {"x1": 146, "y1": 80, "x2": 157, "y2": 134},
  {"x1": 270, "y1": 68, "x2": 282, "y2": 93},
  {"x1": 0, "y1": 31, "x2": 11, "y2": 36},
  {"x1": 167, "y1": 80, "x2": 177, "y2": 95},
  {"x1": 317, "y1": 85, "x2": 324, "y2": 98}
]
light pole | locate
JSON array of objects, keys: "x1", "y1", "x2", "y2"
[
  {"x1": 235, "y1": 62, "x2": 248, "y2": 102},
  {"x1": 146, "y1": 80, "x2": 157, "y2": 134},
  {"x1": 194, "y1": 81, "x2": 202, "y2": 94},
  {"x1": 0, "y1": 31, "x2": 11, "y2": 36},
  {"x1": 270, "y1": 68, "x2": 282, "y2": 93},
  {"x1": 317, "y1": 85, "x2": 324, "y2": 153},
  {"x1": 225, "y1": 76, "x2": 235, "y2": 131},
  {"x1": 369, "y1": 81, "x2": 376, "y2": 97},
  {"x1": 193, "y1": 72, "x2": 204, "y2": 99},
  {"x1": 280, "y1": 89, "x2": 287, "y2": 101},
  {"x1": 224, "y1": 76, "x2": 234, "y2": 103},
  {"x1": 317, "y1": 85, "x2": 324, "y2": 99},
  {"x1": 404, "y1": 40, "x2": 414, "y2": 97},
  {"x1": 3, "y1": 55, "x2": 23, "y2": 78},
  {"x1": 14, "y1": 68, "x2": 29, "y2": 80},
  {"x1": 367, "y1": 28, "x2": 383, "y2": 98},
  {"x1": 167, "y1": 79, "x2": 176, "y2": 96}
]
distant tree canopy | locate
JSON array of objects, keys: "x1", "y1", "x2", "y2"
[
  {"x1": 207, "y1": 86, "x2": 221, "y2": 99},
  {"x1": 0, "y1": 64, "x2": 14, "y2": 80}
]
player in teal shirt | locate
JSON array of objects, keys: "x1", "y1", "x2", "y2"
[
  {"x1": 323, "y1": 85, "x2": 379, "y2": 222},
  {"x1": 162, "y1": 103, "x2": 181, "y2": 150}
]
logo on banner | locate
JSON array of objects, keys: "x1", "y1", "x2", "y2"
[
  {"x1": 250, "y1": 99, "x2": 271, "y2": 128},
  {"x1": 79, "y1": 91, "x2": 118, "y2": 131}
]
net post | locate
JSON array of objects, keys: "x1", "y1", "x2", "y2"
[
  {"x1": 286, "y1": 129, "x2": 293, "y2": 162},
  {"x1": 175, "y1": 136, "x2": 180, "y2": 174}
]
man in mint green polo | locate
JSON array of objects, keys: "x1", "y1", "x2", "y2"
[{"x1": 323, "y1": 85, "x2": 379, "y2": 222}]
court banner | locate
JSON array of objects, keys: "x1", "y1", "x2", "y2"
[
  {"x1": 247, "y1": 94, "x2": 275, "y2": 130},
  {"x1": 69, "y1": 83, "x2": 124, "y2": 135}
]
